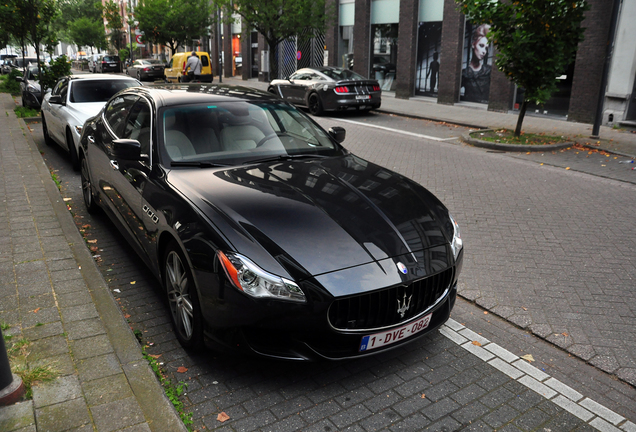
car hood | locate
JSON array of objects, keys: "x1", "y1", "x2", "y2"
[{"x1": 168, "y1": 155, "x2": 451, "y2": 279}]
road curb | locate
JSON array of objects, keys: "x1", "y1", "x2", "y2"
[
  {"x1": 19, "y1": 117, "x2": 187, "y2": 432},
  {"x1": 376, "y1": 108, "x2": 487, "y2": 130},
  {"x1": 461, "y1": 130, "x2": 574, "y2": 152}
]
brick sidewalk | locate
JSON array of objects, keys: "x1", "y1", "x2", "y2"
[{"x1": 0, "y1": 93, "x2": 185, "y2": 432}]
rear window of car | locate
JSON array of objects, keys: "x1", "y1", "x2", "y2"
[
  {"x1": 321, "y1": 69, "x2": 366, "y2": 81},
  {"x1": 69, "y1": 79, "x2": 138, "y2": 103},
  {"x1": 103, "y1": 56, "x2": 120, "y2": 62},
  {"x1": 200, "y1": 55, "x2": 209, "y2": 67}
]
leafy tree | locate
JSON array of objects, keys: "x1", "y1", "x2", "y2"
[
  {"x1": 55, "y1": 0, "x2": 103, "y2": 44},
  {"x1": 218, "y1": 0, "x2": 333, "y2": 79},
  {"x1": 134, "y1": 0, "x2": 213, "y2": 56},
  {"x1": 457, "y1": 0, "x2": 589, "y2": 136},
  {"x1": 103, "y1": 0, "x2": 126, "y2": 53},
  {"x1": 68, "y1": 17, "x2": 107, "y2": 54},
  {"x1": 23, "y1": 0, "x2": 58, "y2": 78},
  {"x1": 1, "y1": 0, "x2": 30, "y2": 71},
  {"x1": 40, "y1": 54, "x2": 71, "y2": 92}
]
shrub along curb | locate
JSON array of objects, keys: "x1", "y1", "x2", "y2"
[{"x1": 462, "y1": 129, "x2": 574, "y2": 152}]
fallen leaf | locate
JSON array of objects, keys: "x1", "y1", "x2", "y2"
[
  {"x1": 177, "y1": 366, "x2": 188, "y2": 373},
  {"x1": 33, "y1": 307, "x2": 40, "y2": 313},
  {"x1": 561, "y1": 332, "x2": 568, "y2": 337},
  {"x1": 522, "y1": 307, "x2": 527, "y2": 311},
  {"x1": 124, "y1": 314, "x2": 131, "y2": 318},
  {"x1": 483, "y1": 311, "x2": 488, "y2": 315},
  {"x1": 82, "y1": 224, "x2": 91, "y2": 229},
  {"x1": 148, "y1": 354, "x2": 162, "y2": 359},
  {"x1": 421, "y1": 394, "x2": 426, "y2": 399},
  {"x1": 217, "y1": 412, "x2": 230, "y2": 423},
  {"x1": 87, "y1": 239, "x2": 97, "y2": 243},
  {"x1": 565, "y1": 167, "x2": 571, "y2": 170},
  {"x1": 90, "y1": 246, "x2": 98, "y2": 252},
  {"x1": 63, "y1": 197, "x2": 72, "y2": 201},
  {"x1": 130, "y1": 281, "x2": 136, "y2": 285},
  {"x1": 521, "y1": 354, "x2": 535, "y2": 362},
  {"x1": 472, "y1": 341, "x2": 482, "y2": 347}
]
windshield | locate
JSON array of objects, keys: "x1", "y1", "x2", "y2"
[
  {"x1": 320, "y1": 68, "x2": 366, "y2": 81},
  {"x1": 159, "y1": 101, "x2": 345, "y2": 165},
  {"x1": 70, "y1": 79, "x2": 138, "y2": 103},
  {"x1": 144, "y1": 59, "x2": 163, "y2": 65}
]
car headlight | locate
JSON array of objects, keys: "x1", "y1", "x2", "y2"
[
  {"x1": 449, "y1": 213, "x2": 463, "y2": 260},
  {"x1": 74, "y1": 125, "x2": 83, "y2": 136},
  {"x1": 218, "y1": 251, "x2": 306, "y2": 303},
  {"x1": 27, "y1": 84, "x2": 38, "y2": 92}
]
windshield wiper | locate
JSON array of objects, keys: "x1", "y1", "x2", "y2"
[
  {"x1": 170, "y1": 161, "x2": 228, "y2": 168},
  {"x1": 246, "y1": 154, "x2": 329, "y2": 165}
]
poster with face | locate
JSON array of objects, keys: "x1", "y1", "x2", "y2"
[
  {"x1": 415, "y1": 22, "x2": 443, "y2": 97},
  {"x1": 460, "y1": 21, "x2": 493, "y2": 103}
]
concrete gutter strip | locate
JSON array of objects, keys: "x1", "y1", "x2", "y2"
[{"x1": 21, "y1": 118, "x2": 187, "y2": 432}]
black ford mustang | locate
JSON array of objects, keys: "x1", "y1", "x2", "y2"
[{"x1": 79, "y1": 84, "x2": 463, "y2": 360}]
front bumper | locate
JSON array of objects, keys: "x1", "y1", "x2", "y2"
[{"x1": 196, "y1": 248, "x2": 462, "y2": 361}]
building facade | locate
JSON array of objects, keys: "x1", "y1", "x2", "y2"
[{"x1": 243, "y1": 0, "x2": 634, "y2": 127}]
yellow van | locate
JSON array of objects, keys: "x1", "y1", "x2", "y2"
[{"x1": 164, "y1": 52, "x2": 213, "y2": 83}]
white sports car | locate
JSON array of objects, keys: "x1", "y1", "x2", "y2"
[{"x1": 41, "y1": 74, "x2": 141, "y2": 170}]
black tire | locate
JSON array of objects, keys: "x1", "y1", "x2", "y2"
[
  {"x1": 80, "y1": 156, "x2": 99, "y2": 214},
  {"x1": 164, "y1": 241, "x2": 204, "y2": 350},
  {"x1": 308, "y1": 93, "x2": 324, "y2": 116},
  {"x1": 67, "y1": 129, "x2": 80, "y2": 171},
  {"x1": 41, "y1": 113, "x2": 53, "y2": 146}
]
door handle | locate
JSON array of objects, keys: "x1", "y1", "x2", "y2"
[
  {"x1": 110, "y1": 160, "x2": 119, "y2": 170},
  {"x1": 88, "y1": 135, "x2": 95, "y2": 144}
]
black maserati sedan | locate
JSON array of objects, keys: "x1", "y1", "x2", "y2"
[
  {"x1": 79, "y1": 84, "x2": 463, "y2": 360},
  {"x1": 268, "y1": 67, "x2": 382, "y2": 115}
]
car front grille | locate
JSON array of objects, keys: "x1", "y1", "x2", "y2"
[{"x1": 328, "y1": 268, "x2": 453, "y2": 331}]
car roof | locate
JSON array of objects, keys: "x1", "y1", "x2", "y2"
[{"x1": 117, "y1": 84, "x2": 277, "y2": 108}]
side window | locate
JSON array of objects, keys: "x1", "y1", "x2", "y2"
[
  {"x1": 122, "y1": 100, "x2": 151, "y2": 156},
  {"x1": 52, "y1": 79, "x2": 66, "y2": 96},
  {"x1": 104, "y1": 95, "x2": 139, "y2": 138},
  {"x1": 167, "y1": 59, "x2": 173, "y2": 68},
  {"x1": 200, "y1": 55, "x2": 209, "y2": 67}
]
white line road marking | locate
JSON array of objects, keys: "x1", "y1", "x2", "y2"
[
  {"x1": 325, "y1": 117, "x2": 460, "y2": 142},
  {"x1": 439, "y1": 319, "x2": 631, "y2": 431}
]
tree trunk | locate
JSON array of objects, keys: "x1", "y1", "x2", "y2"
[{"x1": 515, "y1": 98, "x2": 528, "y2": 137}]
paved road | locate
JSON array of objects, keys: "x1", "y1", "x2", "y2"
[{"x1": 24, "y1": 111, "x2": 636, "y2": 431}]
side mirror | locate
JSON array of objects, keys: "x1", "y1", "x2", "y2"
[
  {"x1": 14, "y1": 76, "x2": 24, "y2": 82},
  {"x1": 328, "y1": 126, "x2": 346, "y2": 144},
  {"x1": 112, "y1": 139, "x2": 142, "y2": 160},
  {"x1": 49, "y1": 95, "x2": 62, "y2": 104}
]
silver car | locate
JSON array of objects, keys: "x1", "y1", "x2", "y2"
[{"x1": 40, "y1": 75, "x2": 141, "y2": 170}]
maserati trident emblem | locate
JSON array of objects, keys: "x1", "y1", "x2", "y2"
[
  {"x1": 397, "y1": 293, "x2": 412, "y2": 318},
  {"x1": 397, "y1": 262, "x2": 408, "y2": 275}
]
